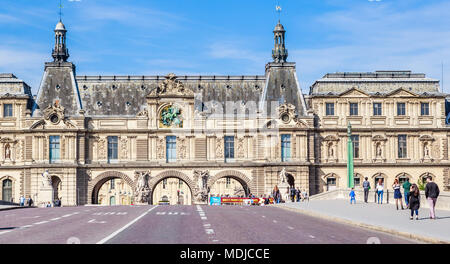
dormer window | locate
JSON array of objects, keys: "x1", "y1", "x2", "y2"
[
  {"x1": 55, "y1": 84, "x2": 60, "y2": 90},
  {"x1": 3, "y1": 104, "x2": 13, "y2": 117},
  {"x1": 97, "y1": 101, "x2": 103, "y2": 107}
]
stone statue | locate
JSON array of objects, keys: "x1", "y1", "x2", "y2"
[
  {"x1": 193, "y1": 170, "x2": 210, "y2": 202},
  {"x1": 5, "y1": 144, "x2": 11, "y2": 159},
  {"x1": 328, "y1": 144, "x2": 334, "y2": 158},
  {"x1": 376, "y1": 144, "x2": 382, "y2": 157},
  {"x1": 424, "y1": 144, "x2": 430, "y2": 158},
  {"x1": 41, "y1": 169, "x2": 52, "y2": 188},
  {"x1": 134, "y1": 171, "x2": 151, "y2": 204},
  {"x1": 279, "y1": 168, "x2": 287, "y2": 184}
]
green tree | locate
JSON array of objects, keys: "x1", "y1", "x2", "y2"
[{"x1": 417, "y1": 178, "x2": 426, "y2": 191}]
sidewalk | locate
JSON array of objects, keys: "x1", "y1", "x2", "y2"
[
  {"x1": 0, "y1": 205, "x2": 29, "y2": 211},
  {"x1": 277, "y1": 199, "x2": 450, "y2": 244}
]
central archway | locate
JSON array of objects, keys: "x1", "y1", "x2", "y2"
[
  {"x1": 148, "y1": 170, "x2": 196, "y2": 205},
  {"x1": 208, "y1": 170, "x2": 251, "y2": 197}
]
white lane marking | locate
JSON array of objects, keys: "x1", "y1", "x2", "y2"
[
  {"x1": 262, "y1": 215, "x2": 266, "y2": 218},
  {"x1": 0, "y1": 230, "x2": 14, "y2": 235},
  {"x1": 21, "y1": 225, "x2": 33, "y2": 229},
  {"x1": 205, "y1": 229, "x2": 215, "y2": 235},
  {"x1": 156, "y1": 212, "x2": 166, "y2": 215},
  {"x1": 203, "y1": 223, "x2": 211, "y2": 228},
  {"x1": 201, "y1": 217, "x2": 207, "y2": 220},
  {"x1": 309, "y1": 235, "x2": 316, "y2": 239},
  {"x1": 212, "y1": 240, "x2": 219, "y2": 242},
  {"x1": 34, "y1": 221, "x2": 49, "y2": 225},
  {"x1": 287, "y1": 226, "x2": 294, "y2": 230},
  {"x1": 62, "y1": 214, "x2": 72, "y2": 218},
  {"x1": 50, "y1": 217, "x2": 61, "y2": 221},
  {"x1": 273, "y1": 220, "x2": 278, "y2": 223},
  {"x1": 88, "y1": 219, "x2": 107, "y2": 224},
  {"x1": 96, "y1": 206, "x2": 159, "y2": 244}
]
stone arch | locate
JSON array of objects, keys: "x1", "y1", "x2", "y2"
[
  {"x1": 0, "y1": 175, "x2": 16, "y2": 203},
  {"x1": 419, "y1": 172, "x2": 436, "y2": 184},
  {"x1": 148, "y1": 170, "x2": 196, "y2": 204},
  {"x1": 88, "y1": 171, "x2": 135, "y2": 204},
  {"x1": 354, "y1": 173, "x2": 364, "y2": 187},
  {"x1": 372, "y1": 172, "x2": 388, "y2": 185},
  {"x1": 395, "y1": 172, "x2": 412, "y2": 185},
  {"x1": 321, "y1": 173, "x2": 340, "y2": 191},
  {"x1": 51, "y1": 175, "x2": 63, "y2": 201},
  {"x1": 208, "y1": 170, "x2": 252, "y2": 196}
]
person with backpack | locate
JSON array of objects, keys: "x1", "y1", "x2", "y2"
[{"x1": 409, "y1": 183, "x2": 420, "y2": 220}]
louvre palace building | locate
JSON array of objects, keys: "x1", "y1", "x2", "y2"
[{"x1": 0, "y1": 19, "x2": 449, "y2": 206}]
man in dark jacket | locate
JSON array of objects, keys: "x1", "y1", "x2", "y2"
[
  {"x1": 425, "y1": 176, "x2": 440, "y2": 219},
  {"x1": 362, "y1": 177, "x2": 370, "y2": 203}
]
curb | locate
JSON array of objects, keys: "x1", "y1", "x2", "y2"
[
  {"x1": 273, "y1": 204, "x2": 449, "y2": 244},
  {"x1": 0, "y1": 206, "x2": 35, "y2": 211}
]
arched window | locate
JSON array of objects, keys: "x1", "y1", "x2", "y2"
[{"x1": 2, "y1": 179, "x2": 12, "y2": 202}]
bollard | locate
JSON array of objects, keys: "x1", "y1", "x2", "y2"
[
  {"x1": 374, "y1": 191, "x2": 377, "y2": 203},
  {"x1": 386, "y1": 189, "x2": 389, "y2": 204}
]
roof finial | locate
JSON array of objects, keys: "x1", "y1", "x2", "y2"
[
  {"x1": 59, "y1": 0, "x2": 63, "y2": 21},
  {"x1": 276, "y1": 2, "x2": 282, "y2": 22}
]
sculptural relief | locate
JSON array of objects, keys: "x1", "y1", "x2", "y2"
[
  {"x1": 193, "y1": 170, "x2": 210, "y2": 203},
  {"x1": 134, "y1": 171, "x2": 152, "y2": 204}
]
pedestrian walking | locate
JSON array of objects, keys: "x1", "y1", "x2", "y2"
[
  {"x1": 295, "y1": 187, "x2": 301, "y2": 202},
  {"x1": 302, "y1": 189, "x2": 308, "y2": 201},
  {"x1": 290, "y1": 187, "x2": 295, "y2": 202},
  {"x1": 393, "y1": 179, "x2": 404, "y2": 210},
  {"x1": 19, "y1": 195, "x2": 25, "y2": 207},
  {"x1": 403, "y1": 178, "x2": 411, "y2": 208},
  {"x1": 273, "y1": 186, "x2": 281, "y2": 204},
  {"x1": 409, "y1": 183, "x2": 420, "y2": 220},
  {"x1": 27, "y1": 197, "x2": 33, "y2": 207},
  {"x1": 349, "y1": 188, "x2": 356, "y2": 204},
  {"x1": 362, "y1": 177, "x2": 370, "y2": 203},
  {"x1": 376, "y1": 179, "x2": 384, "y2": 204},
  {"x1": 425, "y1": 176, "x2": 440, "y2": 220}
]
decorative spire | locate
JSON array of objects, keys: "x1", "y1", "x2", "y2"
[
  {"x1": 52, "y1": 20, "x2": 69, "y2": 62},
  {"x1": 272, "y1": 6, "x2": 288, "y2": 63}
]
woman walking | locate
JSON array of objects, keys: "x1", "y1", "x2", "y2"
[
  {"x1": 376, "y1": 179, "x2": 384, "y2": 204},
  {"x1": 409, "y1": 184, "x2": 420, "y2": 220},
  {"x1": 393, "y1": 179, "x2": 404, "y2": 210}
]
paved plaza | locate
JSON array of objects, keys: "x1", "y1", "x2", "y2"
[
  {"x1": 280, "y1": 199, "x2": 450, "y2": 243},
  {"x1": 0, "y1": 204, "x2": 416, "y2": 244}
]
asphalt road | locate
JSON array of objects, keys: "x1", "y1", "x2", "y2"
[{"x1": 0, "y1": 204, "x2": 417, "y2": 244}]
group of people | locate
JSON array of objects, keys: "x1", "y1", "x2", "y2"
[
  {"x1": 271, "y1": 185, "x2": 308, "y2": 204},
  {"x1": 19, "y1": 195, "x2": 34, "y2": 207},
  {"x1": 353, "y1": 176, "x2": 441, "y2": 220}
]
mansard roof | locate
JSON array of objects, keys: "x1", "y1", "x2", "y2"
[
  {"x1": 75, "y1": 75, "x2": 267, "y2": 117},
  {"x1": 0, "y1": 73, "x2": 32, "y2": 97},
  {"x1": 310, "y1": 71, "x2": 440, "y2": 96}
]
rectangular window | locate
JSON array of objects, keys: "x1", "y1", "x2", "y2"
[
  {"x1": 166, "y1": 136, "x2": 177, "y2": 163},
  {"x1": 226, "y1": 177, "x2": 231, "y2": 188},
  {"x1": 398, "y1": 135, "x2": 407, "y2": 158},
  {"x1": 397, "y1": 103, "x2": 406, "y2": 116},
  {"x1": 349, "y1": 103, "x2": 358, "y2": 116},
  {"x1": 49, "y1": 136, "x2": 60, "y2": 163},
  {"x1": 373, "y1": 103, "x2": 382, "y2": 116},
  {"x1": 281, "y1": 134, "x2": 291, "y2": 162},
  {"x1": 224, "y1": 136, "x2": 235, "y2": 162},
  {"x1": 421, "y1": 103, "x2": 429, "y2": 116},
  {"x1": 351, "y1": 135, "x2": 359, "y2": 158},
  {"x1": 326, "y1": 103, "x2": 335, "y2": 116},
  {"x1": 110, "y1": 179, "x2": 115, "y2": 190},
  {"x1": 107, "y1": 136, "x2": 118, "y2": 162},
  {"x1": 3, "y1": 104, "x2": 13, "y2": 117}
]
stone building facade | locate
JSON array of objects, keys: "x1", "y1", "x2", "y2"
[{"x1": 0, "y1": 20, "x2": 448, "y2": 206}]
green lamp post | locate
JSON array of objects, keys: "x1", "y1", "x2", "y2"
[{"x1": 347, "y1": 122, "x2": 354, "y2": 188}]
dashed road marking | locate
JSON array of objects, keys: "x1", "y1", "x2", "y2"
[
  {"x1": 50, "y1": 217, "x2": 61, "y2": 221},
  {"x1": 273, "y1": 220, "x2": 278, "y2": 223},
  {"x1": 21, "y1": 225, "x2": 32, "y2": 229},
  {"x1": 287, "y1": 226, "x2": 294, "y2": 230},
  {"x1": 88, "y1": 219, "x2": 107, "y2": 224},
  {"x1": 203, "y1": 223, "x2": 211, "y2": 228},
  {"x1": 97, "y1": 206, "x2": 159, "y2": 244},
  {"x1": 205, "y1": 229, "x2": 215, "y2": 235},
  {"x1": 201, "y1": 216, "x2": 207, "y2": 220},
  {"x1": 34, "y1": 221, "x2": 49, "y2": 225},
  {"x1": 262, "y1": 215, "x2": 266, "y2": 218},
  {"x1": 309, "y1": 235, "x2": 316, "y2": 239},
  {"x1": 62, "y1": 214, "x2": 72, "y2": 218}
]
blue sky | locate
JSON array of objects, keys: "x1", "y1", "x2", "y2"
[{"x1": 0, "y1": 0, "x2": 449, "y2": 94}]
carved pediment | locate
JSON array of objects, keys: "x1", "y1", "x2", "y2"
[
  {"x1": 0, "y1": 137, "x2": 17, "y2": 144},
  {"x1": 339, "y1": 88, "x2": 369, "y2": 98},
  {"x1": 43, "y1": 101, "x2": 65, "y2": 124},
  {"x1": 150, "y1": 73, "x2": 193, "y2": 96},
  {"x1": 372, "y1": 135, "x2": 387, "y2": 142},
  {"x1": 278, "y1": 103, "x2": 296, "y2": 123},
  {"x1": 386, "y1": 88, "x2": 418, "y2": 98},
  {"x1": 419, "y1": 135, "x2": 435, "y2": 142},
  {"x1": 323, "y1": 135, "x2": 339, "y2": 142}
]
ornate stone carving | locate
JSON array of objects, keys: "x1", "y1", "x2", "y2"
[
  {"x1": 278, "y1": 103, "x2": 296, "y2": 124},
  {"x1": 134, "y1": 171, "x2": 152, "y2": 204},
  {"x1": 237, "y1": 137, "x2": 245, "y2": 158},
  {"x1": 120, "y1": 138, "x2": 128, "y2": 159},
  {"x1": 279, "y1": 167, "x2": 287, "y2": 184},
  {"x1": 193, "y1": 170, "x2": 210, "y2": 203},
  {"x1": 137, "y1": 109, "x2": 148, "y2": 117},
  {"x1": 159, "y1": 104, "x2": 183, "y2": 128},
  {"x1": 151, "y1": 73, "x2": 193, "y2": 96},
  {"x1": 215, "y1": 137, "x2": 224, "y2": 158},
  {"x1": 97, "y1": 138, "x2": 107, "y2": 160},
  {"x1": 41, "y1": 169, "x2": 52, "y2": 188},
  {"x1": 43, "y1": 101, "x2": 65, "y2": 125},
  {"x1": 156, "y1": 138, "x2": 165, "y2": 159},
  {"x1": 15, "y1": 140, "x2": 23, "y2": 160},
  {"x1": 177, "y1": 138, "x2": 187, "y2": 159}
]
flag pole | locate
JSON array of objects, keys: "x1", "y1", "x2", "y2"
[{"x1": 347, "y1": 122, "x2": 354, "y2": 188}]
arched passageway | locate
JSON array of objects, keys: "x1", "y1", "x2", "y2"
[{"x1": 152, "y1": 177, "x2": 193, "y2": 205}]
